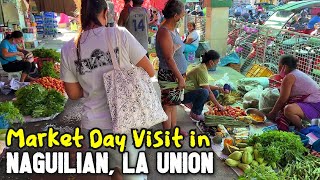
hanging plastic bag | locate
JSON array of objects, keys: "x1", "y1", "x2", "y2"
[
  {"x1": 243, "y1": 85, "x2": 263, "y2": 109},
  {"x1": 259, "y1": 88, "x2": 280, "y2": 113},
  {"x1": 213, "y1": 73, "x2": 236, "y2": 90}
]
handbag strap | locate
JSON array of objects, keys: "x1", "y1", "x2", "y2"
[{"x1": 106, "y1": 28, "x2": 121, "y2": 70}]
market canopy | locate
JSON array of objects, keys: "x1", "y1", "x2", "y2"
[{"x1": 112, "y1": 0, "x2": 171, "y2": 13}]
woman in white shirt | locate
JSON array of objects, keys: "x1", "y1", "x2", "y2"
[
  {"x1": 60, "y1": 0, "x2": 155, "y2": 179},
  {"x1": 184, "y1": 22, "x2": 199, "y2": 54}
]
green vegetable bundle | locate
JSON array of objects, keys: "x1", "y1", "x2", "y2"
[
  {"x1": 32, "y1": 48, "x2": 61, "y2": 62},
  {"x1": 280, "y1": 155, "x2": 320, "y2": 180},
  {"x1": 248, "y1": 131, "x2": 308, "y2": 167},
  {"x1": 238, "y1": 165, "x2": 281, "y2": 180},
  {"x1": 205, "y1": 115, "x2": 248, "y2": 127},
  {"x1": 41, "y1": 61, "x2": 59, "y2": 78},
  {"x1": 14, "y1": 84, "x2": 66, "y2": 118},
  {"x1": 159, "y1": 81, "x2": 194, "y2": 90},
  {"x1": 0, "y1": 102, "x2": 23, "y2": 124}
]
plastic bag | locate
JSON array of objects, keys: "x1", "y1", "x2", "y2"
[
  {"x1": 243, "y1": 86, "x2": 264, "y2": 109},
  {"x1": 238, "y1": 77, "x2": 270, "y2": 89},
  {"x1": 259, "y1": 88, "x2": 280, "y2": 113},
  {"x1": 213, "y1": 73, "x2": 236, "y2": 90}
]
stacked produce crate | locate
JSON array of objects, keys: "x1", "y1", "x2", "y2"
[
  {"x1": 22, "y1": 27, "x2": 38, "y2": 49},
  {"x1": 43, "y1": 12, "x2": 58, "y2": 37},
  {"x1": 34, "y1": 13, "x2": 44, "y2": 37}
]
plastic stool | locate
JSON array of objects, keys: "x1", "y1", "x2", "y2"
[{"x1": 8, "y1": 72, "x2": 21, "y2": 80}]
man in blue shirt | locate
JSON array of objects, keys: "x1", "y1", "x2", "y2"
[{"x1": 307, "y1": 13, "x2": 320, "y2": 30}]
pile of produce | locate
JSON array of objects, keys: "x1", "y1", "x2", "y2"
[
  {"x1": 204, "y1": 115, "x2": 248, "y2": 127},
  {"x1": 0, "y1": 102, "x2": 23, "y2": 124},
  {"x1": 225, "y1": 142, "x2": 275, "y2": 170},
  {"x1": 206, "y1": 105, "x2": 247, "y2": 118},
  {"x1": 217, "y1": 91, "x2": 242, "y2": 106},
  {"x1": 34, "y1": 77, "x2": 65, "y2": 94},
  {"x1": 248, "y1": 131, "x2": 308, "y2": 167},
  {"x1": 236, "y1": 114, "x2": 265, "y2": 124},
  {"x1": 158, "y1": 81, "x2": 194, "y2": 90},
  {"x1": 32, "y1": 48, "x2": 61, "y2": 62},
  {"x1": 14, "y1": 84, "x2": 66, "y2": 118},
  {"x1": 238, "y1": 165, "x2": 280, "y2": 180},
  {"x1": 280, "y1": 155, "x2": 320, "y2": 179},
  {"x1": 40, "y1": 61, "x2": 59, "y2": 78}
]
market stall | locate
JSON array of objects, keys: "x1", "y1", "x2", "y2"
[
  {"x1": 190, "y1": 66, "x2": 320, "y2": 179},
  {"x1": 0, "y1": 48, "x2": 66, "y2": 160}
]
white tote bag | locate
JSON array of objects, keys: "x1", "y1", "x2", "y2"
[{"x1": 103, "y1": 28, "x2": 167, "y2": 134}]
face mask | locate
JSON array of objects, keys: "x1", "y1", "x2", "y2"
[{"x1": 279, "y1": 66, "x2": 286, "y2": 78}]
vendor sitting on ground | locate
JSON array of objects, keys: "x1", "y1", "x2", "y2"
[
  {"x1": 184, "y1": 22, "x2": 199, "y2": 55},
  {"x1": 182, "y1": 50, "x2": 229, "y2": 121},
  {"x1": 0, "y1": 31, "x2": 35, "y2": 82},
  {"x1": 267, "y1": 55, "x2": 320, "y2": 131}
]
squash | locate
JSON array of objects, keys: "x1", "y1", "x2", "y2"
[{"x1": 224, "y1": 138, "x2": 234, "y2": 147}]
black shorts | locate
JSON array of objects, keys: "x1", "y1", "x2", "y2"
[{"x1": 2, "y1": 60, "x2": 33, "y2": 74}]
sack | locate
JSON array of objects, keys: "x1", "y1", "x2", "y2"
[
  {"x1": 213, "y1": 73, "x2": 236, "y2": 90},
  {"x1": 259, "y1": 88, "x2": 280, "y2": 113},
  {"x1": 243, "y1": 86, "x2": 264, "y2": 109},
  {"x1": 103, "y1": 28, "x2": 167, "y2": 134}
]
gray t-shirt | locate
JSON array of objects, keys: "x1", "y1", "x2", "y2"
[
  {"x1": 125, "y1": 7, "x2": 149, "y2": 51},
  {"x1": 156, "y1": 27, "x2": 187, "y2": 74}
]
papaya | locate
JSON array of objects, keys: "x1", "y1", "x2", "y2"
[
  {"x1": 251, "y1": 160, "x2": 259, "y2": 167},
  {"x1": 236, "y1": 143, "x2": 248, "y2": 148},
  {"x1": 242, "y1": 151, "x2": 253, "y2": 165},
  {"x1": 254, "y1": 149, "x2": 260, "y2": 160},
  {"x1": 225, "y1": 158, "x2": 240, "y2": 167},
  {"x1": 228, "y1": 151, "x2": 242, "y2": 161},
  {"x1": 244, "y1": 146, "x2": 254, "y2": 154},
  {"x1": 237, "y1": 163, "x2": 251, "y2": 172},
  {"x1": 256, "y1": 157, "x2": 264, "y2": 164}
]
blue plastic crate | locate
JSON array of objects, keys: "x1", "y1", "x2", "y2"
[{"x1": 0, "y1": 116, "x2": 9, "y2": 129}]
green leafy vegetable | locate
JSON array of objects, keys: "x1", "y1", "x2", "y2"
[
  {"x1": 238, "y1": 165, "x2": 282, "y2": 180},
  {"x1": 0, "y1": 101, "x2": 23, "y2": 124},
  {"x1": 14, "y1": 84, "x2": 66, "y2": 118},
  {"x1": 40, "y1": 61, "x2": 59, "y2": 78},
  {"x1": 32, "y1": 48, "x2": 61, "y2": 62},
  {"x1": 248, "y1": 131, "x2": 308, "y2": 167},
  {"x1": 280, "y1": 155, "x2": 320, "y2": 180}
]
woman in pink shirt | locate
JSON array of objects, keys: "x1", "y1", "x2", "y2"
[{"x1": 267, "y1": 55, "x2": 320, "y2": 131}]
